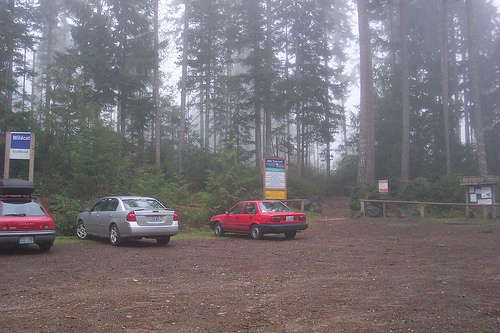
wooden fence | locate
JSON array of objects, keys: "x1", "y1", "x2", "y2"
[{"x1": 360, "y1": 199, "x2": 500, "y2": 219}]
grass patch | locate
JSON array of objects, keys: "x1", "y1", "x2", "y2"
[
  {"x1": 54, "y1": 236, "x2": 80, "y2": 244},
  {"x1": 174, "y1": 231, "x2": 214, "y2": 239}
]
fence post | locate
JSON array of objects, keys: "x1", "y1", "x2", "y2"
[
  {"x1": 420, "y1": 204, "x2": 425, "y2": 218},
  {"x1": 361, "y1": 200, "x2": 365, "y2": 216}
]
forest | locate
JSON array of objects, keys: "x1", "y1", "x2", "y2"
[{"x1": 1, "y1": 0, "x2": 499, "y2": 231}]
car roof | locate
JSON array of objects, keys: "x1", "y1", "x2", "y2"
[{"x1": 100, "y1": 196, "x2": 157, "y2": 200}]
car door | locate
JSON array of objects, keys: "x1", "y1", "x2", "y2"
[
  {"x1": 96, "y1": 198, "x2": 119, "y2": 235},
  {"x1": 223, "y1": 203, "x2": 245, "y2": 232},
  {"x1": 238, "y1": 203, "x2": 257, "y2": 232},
  {"x1": 86, "y1": 199, "x2": 107, "y2": 235}
]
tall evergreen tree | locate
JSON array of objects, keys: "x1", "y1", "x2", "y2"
[{"x1": 357, "y1": 0, "x2": 375, "y2": 185}]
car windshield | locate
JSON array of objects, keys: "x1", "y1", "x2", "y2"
[
  {"x1": 258, "y1": 201, "x2": 292, "y2": 213},
  {"x1": 0, "y1": 199, "x2": 47, "y2": 217},
  {"x1": 122, "y1": 198, "x2": 165, "y2": 210}
]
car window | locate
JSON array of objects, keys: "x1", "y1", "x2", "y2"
[
  {"x1": 258, "y1": 201, "x2": 291, "y2": 213},
  {"x1": 122, "y1": 198, "x2": 165, "y2": 210},
  {"x1": 101, "y1": 198, "x2": 118, "y2": 211},
  {"x1": 243, "y1": 203, "x2": 256, "y2": 214},
  {"x1": 0, "y1": 199, "x2": 47, "y2": 217},
  {"x1": 228, "y1": 203, "x2": 245, "y2": 215},
  {"x1": 91, "y1": 199, "x2": 108, "y2": 212}
]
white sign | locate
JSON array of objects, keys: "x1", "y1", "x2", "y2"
[
  {"x1": 481, "y1": 186, "x2": 492, "y2": 199},
  {"x1": 378, "y1": 180, "x2": 389, "y2": 193}
]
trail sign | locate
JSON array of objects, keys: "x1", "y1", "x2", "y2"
[
  {"x1": 4, "y1": 132, "x2": 35, "y2": 182},
  {"x1": 10, "y1": 132, "x2": 32, "y2": 160},
  {"x1": 263, "y1": 158, "x2": 287, "y2": 200}
]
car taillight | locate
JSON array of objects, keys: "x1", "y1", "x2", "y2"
[
  {"x1": 299, "y1": 215, "x2": 306, "y2": 221},
  {"x1": 126, "y1": 211, "x2": 137, "y2": 221},
  {"x1": 269, "y1": 216, "x2": 281, "y2": 222},
  {"x1": 44, "y1": 222, "x2": 55, "y2": 230},
  {"x1": 0, "y1": 222, "x2": 7, "y2": 230},
  {"x1": 173, "y1": 211, "x2": 178, "y2": 221}
]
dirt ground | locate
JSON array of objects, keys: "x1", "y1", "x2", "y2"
[{"x1": 1, "y1": 197, "x2": 499, "y2": 332}]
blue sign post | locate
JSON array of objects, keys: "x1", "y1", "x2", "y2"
[{"x1": 4, "y1": 132, "x2": 35, "y2": 182}]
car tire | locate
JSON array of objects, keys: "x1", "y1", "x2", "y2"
[
  {"x1": 214, "y1": 222, "x2": 225, "y2": 236},
  {"x1": 284, "y1": 230, "x2": 297, "y2": 239},
  {"x1": 109, "y1": 224, "x2": 122, "y2": 246},
  {"x1": 39, "y1": 242, "x2": 53, "y2": 252},
  {"x1": 76, "y1": 221, "x2": 89, "y2": 240},
  {"x1": 156, "y1": 236, "x2": 170, "y2": 245},
  {"x1": 250, "y1": 224, "x2": 263, "y2": 240}
]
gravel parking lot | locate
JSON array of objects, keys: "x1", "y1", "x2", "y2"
[{"x1": 1, "y1": 197, "x2": 498, "y2": 332}]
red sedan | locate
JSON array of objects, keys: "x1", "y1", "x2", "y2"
[{"x1": 210, "y1": 200, "x2": 308, "y2": 240}]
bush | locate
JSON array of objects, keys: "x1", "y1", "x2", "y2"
[
  {"x1": 43, "y1": 195, "x2": 85, "y2": 236},
  {"x1": 395, "y1": 175, "x2": 464, "y2": 203},
  {"x1": 348, "y1": 185, "x2": 379, "y2": 211}
]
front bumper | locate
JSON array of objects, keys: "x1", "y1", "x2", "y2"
[
  {"x1": 0, "y1": 230, "x2": 56, "y2": 245},
  {"x1": 259, "y1": 222, "x2": 308, "y2": 234}
]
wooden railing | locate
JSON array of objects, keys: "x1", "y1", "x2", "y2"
[
  {"x1": 282, "y1": 199, "x2": 306, "y2": 212},
  {"x1": 360, "y1": 199, "x2": 500, "y2": 219}
]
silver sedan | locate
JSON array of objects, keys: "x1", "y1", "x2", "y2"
[{"x1": 76, "y1": 196, "x2": 178, "y2": 246}]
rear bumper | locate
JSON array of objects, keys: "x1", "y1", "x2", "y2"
[
  {"x1": 259, "y1": 223, "x2": 308, "y2": 234},
  {"x1": 0, "y1": 230, "x2": 56, "y2": 245},
  {"x1": 119, "y1": 222, "x2": 179, "y2": 238}
]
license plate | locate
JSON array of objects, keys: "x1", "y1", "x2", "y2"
[
  {"x1": 19, "y1": 236, "x2": 34, "y2": 244},
  {"x1": 150, "y1": 217, "x2": 162, "y2": 222},
  {"x1": 286, "y1": 216, "x2": 294, "y2": 221}
]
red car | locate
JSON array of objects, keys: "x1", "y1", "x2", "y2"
[
  {"x1": 0, "y1": 179, "x2": 56, "y2": 252},
  {"x1": 210, "y1": 200, "x2": 308, "y2": 239}
]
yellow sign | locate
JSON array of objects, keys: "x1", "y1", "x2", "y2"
[{"x1": 265, "y1": 190, "x2": 286, "y2": 200}]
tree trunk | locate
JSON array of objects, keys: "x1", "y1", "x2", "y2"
[
  {"x1": 154, "y1": 0, "x2": 161, "y2": 167},
  {"x1": 356, "y1": 0, "x2": 376, "y2": 186},
  {"x1": 295, "y1": 33, "x2": 303, "y2": 177},
  {"x1": 179, "y1": 0, "x2": 189, "y2": 172},
  {"x1": 400, "y1": 0, "x2": 410, "y2": 181},
  {"x1": 4, "y1": 0, "x2": 15, "y2": 116},
  {"x1": 437, "y1": 0, "x2": 451, "y2": 175},
  {"x1": 264, "y1": 0, "x2": 273, "y2": 158},
  {"x1": 465, "y1": 0, "x2": 488, "y2": 176}
]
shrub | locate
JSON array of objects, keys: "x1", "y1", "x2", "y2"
[{"x1": 348, "y1": 185, "x2": 379, "y2": 211}]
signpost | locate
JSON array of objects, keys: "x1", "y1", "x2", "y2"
[
  {"x1": 4, "y1": 132, "x2": 35, "y2": 182},
  {"x1": 263, "y1": 157, "x2": 286, "y2": 200}
]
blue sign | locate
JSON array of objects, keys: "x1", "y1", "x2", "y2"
[
  {"x1": 265, "y1": 159, "x2": 285, "y2": 169},
  {"x1": 10, "y1": 132, "x2": 31, "y2": 160}
]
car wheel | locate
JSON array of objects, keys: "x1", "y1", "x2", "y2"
[
  {"x1": 250, "y1": 224, "x2": 263, "y2": 240},
  {"x1": 109, "y1": 224, "x2": 122, "y2": 246},
  {"x1": 76, "y1": 221, "x2": 89, "y2": 240},
  {"x1": 284, "y1": 230, "x2": 297, "y2": 239},
  {"x1": 214, "y1": 222, "x2": 225, "y2": 236},
  {"x1": 156, "y1": 236, "x2": 170, "y2": 245},
  {"x1": 39, "y1": 242, "x2": 53, "y2": 252}
]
